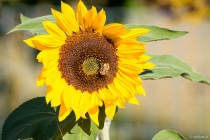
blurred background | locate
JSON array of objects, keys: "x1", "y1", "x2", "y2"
[{"x1": 0, "y1": 0, "x2": 210, "y2": 139}]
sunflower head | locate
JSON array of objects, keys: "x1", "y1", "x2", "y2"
[{"x1": 24, "y1": 0, "x2": 154, "y2": 125}]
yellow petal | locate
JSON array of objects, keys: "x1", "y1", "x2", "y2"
[
  {"x1": 42, "y1": 58, "x2": 58, "y2": 70},
  {"x1": 120, "y1": 28, "x2": 149, "y2": 40},
  {"x1": 117, "y1": 53, "x2": 144, "y2": 59},
  {"x1": 41, "y1": 51, "x2": 58, "y2": 66},
  {"x1": 45, "y1": 70, "x2": 61, "y2": 85},
  {"x1": 43, "y1": 65, "x2": 58, "y2": 75},
  {"x1": 43, "y1": 63, "x2": 58, "y2": 75},
  {"x1": 32, "y1": 35, "x2": 63, "y2": 48},
  {"x1": 141, "y1": 62, "x2": 155, "y2": 70},
  {"x1": 79, "y1": 92, "x2": 91, "y2": 118},
  {"x1": 118, "y1": 61, "x2": 142, "y2": 71},
  {"x1": 128, "y1": 96, "x2": 140, "y2": 105},
  {"x1": 24, "y1": 38, "x2": 34, "y2": 47},
  {"x1": 76, "y1": 0, "x2": 88, "y2": 29},
  {"x1": 139, "y1": 55, "x2": 152, "y2": 62},
  {"x1": 35, "y1": 35, "x2": 64, "y2": 46},
  {"x1": 115, "y1": 39, "x2": 145, "y2": 47},
  {"x1": 103, "y1": 23, "x2": 129, "y2": 39},
  {"x1": 114, "y1": 77, "x2": 134, "y2": 98},
  {"x1": 42, "y1": 21, "x2": 66, "y2": 41},
  {"x1": 63, "y1": 85, "x2": 77, "y2": 109},
  {"x1": 58, "y1": 103, "x2": 72, "y2": 121},
  {"x1": 119, "y1": 62, "x2": 144, "y2": 74},
  {"x1": 43, "y1": 58, "x2": 58, "y2": 69},
  {"x1": 136, "y1": 85, "x2": 146, "y2": 96},
  {"x1": 36, "y1": 49, "x2": 59, "y2": 62},
  {"x1": 107, "y1": 84, "x2": 121, "y2": 99},
  {"x1": 61, "y1": 1, "x2": 79, "y2": 32},
  {"x1": 118, "y1": 70, "x2": 142, "y2": 86},
  {"x1": 98, "y1": 87, "x2": 117, "y2": 102},
  {"x1": 116, "y1": 97, "x2": 125, "y2": 108},
  {"x1": 117, "y1": 47, "x2": 145, "y2": 55},
  {"x1": 24, "y1": 38, "x2": 51, "y2": 50},
  {"x1": 46, "y1": 86, "x2": 53, "y2": 104},
  {"x1": 67, "y1": 86, "x2": 82, "y2": 121},
  {"x1": 92, "y1": 9, "x2": 106, "y2": 33},
  {"x1": 105, "y1": 103, "x2": 116, "y2": 120},
  {"x1": 118, "y1": 65, "x2": 142, "y2": 75},
  {"x1": 36, "y1": 72, "x2": 45, "y2": 86},
  {"x1": 118, "y1": 57, "x2": 141, "y2": 65},
  {"x1": 90, "y1": 92, "x2": 101, "y2": 109},
  {"x1": 84, "y1": 6, "x2": 97, "y2": 29},
  {"x1": 50, "y1": 78, "x2": 67, "y2": 107},
  {"x1": 51, "y1": 8, "x2": 73, "y2": 36},
  {"x1": 88, "y1": 106, "x2": 99, "y2": 126},
  {"x1": 117, "y1": 43, "x2": 145, "y2": 52}
]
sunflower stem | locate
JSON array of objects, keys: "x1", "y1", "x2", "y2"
[{"x1": 96, "y1": 117, "x2": 112, "y2": 140}]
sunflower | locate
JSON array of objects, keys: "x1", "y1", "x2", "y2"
[{"x1": 24, "y1": 0, "x2": 154, "y2": 125}]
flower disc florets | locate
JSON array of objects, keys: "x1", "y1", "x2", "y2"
[{"x1": 59, "y1": 31, "x2": 118, "y2": 93}]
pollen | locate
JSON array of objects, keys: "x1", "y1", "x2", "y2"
[{"x1": 82, "y1": 57, "x2": 99, "y2": 76}]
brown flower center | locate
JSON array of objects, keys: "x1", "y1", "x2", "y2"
[{"x1": 58, "y1": 31, "x2": 118, "y2": 93}]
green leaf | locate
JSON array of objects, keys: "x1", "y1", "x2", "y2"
[
  {"x1": 126, "y1": 24, "x2": 188, "y2": 42},
  {"x1": 98, "y1": 105, "x2": 106, "y2": 129},
  {"x1": 152, "y1": 129, "x2": 186, "y2": 140},
  {"x1": 20, "y1": 13, "x2": 30, "y2": 22},
  {"x1": 2, "y1": 97, "x2": 58, "y2": 140},
  {"x1": 52, "y1": 109, "x2": 78, "y2": 139},
  {"x1": 78, "y1": 117, "x2": 92, "y2": 135},
  {"x1": 53, "y1": 105, "x2": 105, "y2": 139},
  {"x1": 140, "y1": 54, "x2": 210, "y2": 85},
  {"x1": 63, "y1": 120, "x2": 99, "y2": 140},
  {"x1": 61, "y1": 106, "x2": 106, "y2": 140},
  {"x1": 8, "y1": 15, "x2": 55, "y2": 35}
]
